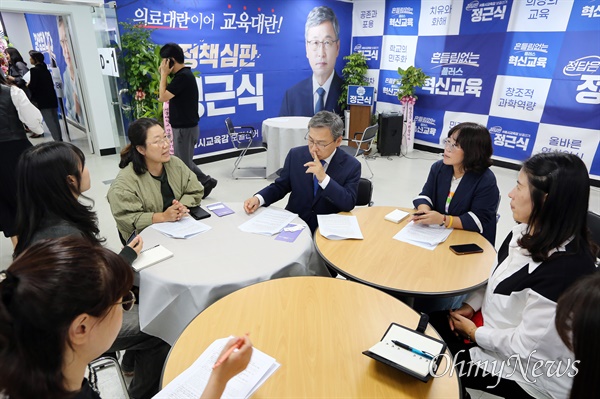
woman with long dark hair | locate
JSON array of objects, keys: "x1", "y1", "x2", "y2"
[
  {"x1": 0, "y1": 73, "x2": 43, "y2": 248},
  {"x1": 13, "y1": 141, "x2": 174, "y2": 399},
  {"x1": 556, "y1": 271, "x2": 600, "y2": 399},
  {"x1": 4, "y1": 47, "x2": 29, "y2": 94},
  {"x1": 430, "y1": 152, "x2": 598, "y2": 399},
  {"x1": 108, "y1": 118, "x2": 203, "y2": 240},
  {"x1": 0, "y1": 238, "x2": 252, "y2": 399}
]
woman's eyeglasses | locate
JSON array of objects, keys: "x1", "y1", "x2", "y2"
[
  {"x1": 117, "y1": 290, "x2": 136, "y2": 311},
  {"x1": 443, "y1": 138, "x2": 460, "y2": 152},
  {"x1": 148, "y1": 137, "x2": 170, "y2": 147}
]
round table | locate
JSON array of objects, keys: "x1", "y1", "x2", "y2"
[
  {"x1": 138, "y1": 203, "x2": 329, "y2": 345},
  {"x1": 162, "y1": 276, "x2": 460, "y2": 398},
  {"x1": 315, "y1": 206, "x2": 496, "y2": 297},
  {"x1": 262, "y1": 116, "x2": 310, "y2": 177}
]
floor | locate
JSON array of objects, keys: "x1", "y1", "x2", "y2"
[{"x1": 1, "y1": 126, "x2": 598, "y2": 399}]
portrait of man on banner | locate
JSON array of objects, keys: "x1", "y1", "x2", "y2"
[
  {"x1": 57, "y1": 16, "x2": 85, "y2": 126},
  {"x1": 279, "y1": 6, "x2": 343, "y2": 117}
]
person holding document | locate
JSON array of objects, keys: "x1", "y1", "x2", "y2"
[
  {"x1": 429, "y1": 152, "x2": 597, "y2": 399},
  {"x1": 244, "y1": 111, "x2": 360, "y2": 233},
  {"x1": 13, "y1": 141, "x2": 173, "y2": 399},
  {"x1": 108, "y1": 118, "x2": 204, "y2": 241},
  {"x1": 0, "y1": 238, "x2": 252, "y2": 399}
]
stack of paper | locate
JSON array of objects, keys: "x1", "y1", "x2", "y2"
[
  {"x1": 384, "y1": 209, "x2": 410, "y2": 223},
  {"x1": 393, "y1": 221, "x2": 452, "y2": 250},
  {"x1": 132, "y1": 245, "x2": 173, "y2": 272},
  {"x1": 154, "y1": 337, "x2": 280, "y2": 399},
  {"x1": 317, "y1": 214, "x2": 363, "y2": 240},
  {"x1": 151, "y1": 217, "x2": 211, "y2": 239},
  {"x1": 238, "y1": 208, "x2": 297, "y2": 236}
]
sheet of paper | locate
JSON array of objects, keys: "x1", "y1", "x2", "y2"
[
  {"x1": 151, "y1": 216, "x2": 211, "y2": 239},
  {"x1": 238, "y1": 208, "x2": 297, "y2": 236},
  {"x1": 384, "y1": 209, "x2": 410, "y2": 223},
  {"x1": 317, "y1": 214, "x2": 363, "y2": 240},
  {"x1": 393, "y1": 221, "x2": 452, "y2": 250},
  {"x1": 132, "y1": 245, "x2": 173, "y2": 272},
  {"x1": 154, "y1": 337, "x2": 280, "y2": 399}
]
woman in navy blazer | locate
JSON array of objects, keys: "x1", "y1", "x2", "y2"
[{"x1": 412, "y1": 122, "x2": 500, "y2": 245}]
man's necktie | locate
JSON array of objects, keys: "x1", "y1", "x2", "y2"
[
  {"x1": 313, "y1": 160, "x2": 326, "y2": 197},
  {"x1": 315, "y1": 87, "x2": 325, "y2": 114}
]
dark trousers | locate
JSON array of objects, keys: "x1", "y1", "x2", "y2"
[
  {"x1": 429, "y1": 311, "x2": 535, "y2": 399},
  {"x1": 172, "y1": 126, "x2": 209, "y2": 184}
]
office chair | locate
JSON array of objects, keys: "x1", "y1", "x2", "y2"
[
  {"x1": 356, "y1": 178, "x2": 374, "y2": 207},
  {"x1": 587, "y1": 211, "x2": 600, "y2": 247},
  {"x1": 224, "y1": 117, "x2": 266, "y2": 179},
  {"x1": 339, "y1": 124, "x2": 378, "y2": 180}
]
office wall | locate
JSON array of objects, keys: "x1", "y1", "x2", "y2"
[{"x1": 1, "y1": 12, "x2": 34, "y2": 56}]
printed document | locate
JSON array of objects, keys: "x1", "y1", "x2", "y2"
[
  {"x1": 317, "y1": 214, "x2": 363, "y2": 240},
  {"x1": 151, "y1": 217, "x2": 211, "y2": 239},
  {"x1": 393, "y1": 221, "x2": 452, "y2": 250},
  {"x1": 154, "y1": 337, "x2": 280, "y2": 399},
  {"x1": 238, "y1": 208, "x2": 297, "y2": 235}
]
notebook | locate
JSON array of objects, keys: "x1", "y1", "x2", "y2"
[
  {"x1": 132, "y1": 245, "x2": 173, "y2": 272},
  {"x1": 363, "y1": 322, "x2": 447, "y2": 382}
]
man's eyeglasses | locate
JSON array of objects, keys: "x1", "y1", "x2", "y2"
[
  {"x1": 305, "y1": 132, "x2": 334, "y2": 149},
  {"x1": 443, "y1": 138, "x2": 460, "y2": 152},
  {"x1": 306, "y1": 39, "x2": 339, "y2": 51},
  {"x1": 148, "y1": 137, "x2": 170, "y2": 147},
  {"x1": 117, "y1": 290, "x2": 136, "y2": 311}
]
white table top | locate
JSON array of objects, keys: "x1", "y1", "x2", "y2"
[
  {"x1": 262, "y1": 116, "x2": 311, "y2": 177},
  {"x1": 138, "y1": 202, "x2": 329, "y2": 345}
]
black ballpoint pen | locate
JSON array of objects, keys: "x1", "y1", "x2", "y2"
[{"x1": 392, "y1": 340, "x2": 435, "y2": 360}]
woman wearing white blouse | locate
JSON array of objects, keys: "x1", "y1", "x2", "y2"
[{"x1": 430, "y1": 152, "x2": 598, "y2": 399}]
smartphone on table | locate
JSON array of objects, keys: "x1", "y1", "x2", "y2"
[
  {"x1": 449, "y1": 243, "x2": 484, "y2": 255},
  {"x1": 126, "y1": 230, "x2": 137, "y2": 245}
]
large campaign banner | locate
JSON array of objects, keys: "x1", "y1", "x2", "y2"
[
  {"x1": 353, "y1": 0, "x2": 600, "y2": 181},
  {"x1": 24, "y1": 14, "x2": 86, "y2": 127},
  {"x1": 116, "y1": 0, "x2": 353, "y2": 157}
]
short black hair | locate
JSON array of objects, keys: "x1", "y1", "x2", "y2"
[
  {"x1": 449, "y1": 122, "x2": 493, "y2": 173},
  {"x1": 29, "y1": 51, "x2": 45, "y2": 64},
  {"x1": 159, "y1": 43, "x2": 184, "y2": 64}
]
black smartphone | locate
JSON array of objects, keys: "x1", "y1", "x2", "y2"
[
  {"x1": 189, "y1": 206, "x2": 211, "y2": 220},
  {"x1": 413, "y1": 212, "x2": 425, "y2": 216},
  {"x1": 126, "y1": 230, "x2": 137, "y2": 245},
  {"x1": 449, "y1": 243, "x2": 484, "y2": 255},
  {"x1": 168, "y1": 58, "x2": 174, "y2": 68}
]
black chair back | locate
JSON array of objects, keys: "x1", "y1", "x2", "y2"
[
  {"x1": 356, "y1": 178, "x2": 373, "y2": 207},
  {"x1": 587, "y1": 211, "x2": 600, "y2": 247}
]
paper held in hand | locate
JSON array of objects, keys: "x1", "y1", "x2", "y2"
[
  {"x1": 154, "y1": 337, "x2": 280, "y2": 399},
  {"x1": 317, "y1": 214, "x2": 363, "y2": 240}
]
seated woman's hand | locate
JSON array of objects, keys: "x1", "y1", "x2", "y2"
[
  {"x1": 448, "y1": 303, "x2": 475, "y2": 333},
  {"x1": 127, "y1": 235, "x2": 144, "y2": 256},
  {"x1": 412, "y1": 210, "x2": 444, "y2": 226},
  {"x1": 162, "y1": 200, "x2": 187, "y2": 222},
  {"x1": 213, "y1": 336, "x2": 253, "y2": 383}
]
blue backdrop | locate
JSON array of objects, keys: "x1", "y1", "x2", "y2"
[{"x1": 352, "y1": 0, "x2": 599, "y2": 181}]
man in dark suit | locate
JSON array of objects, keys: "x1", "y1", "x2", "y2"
[
  {"x1": 244, "y1": 111, "x2": 361, "y2": 233},
  {"x1": 279, "y1": 6, "x2": 344, "y2": 117}
]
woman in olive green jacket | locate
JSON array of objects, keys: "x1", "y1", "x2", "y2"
[{"x1": 108, "y1": 118, "x2": 204, "y2": 240}]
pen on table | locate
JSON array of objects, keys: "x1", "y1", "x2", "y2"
[
  {"x1": 213, "y1": 334, "x2": 249, "y2": 369},
  {"x1": 392, "y1": 340, "x2": 435, "y2": 360},
  {"x1": 140, "y1": 244, "x2": 159, "y2": 253}
]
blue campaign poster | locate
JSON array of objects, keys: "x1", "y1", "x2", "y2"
[{"x1": 116, "y1": 0, "x2": 352, "y2": 156}]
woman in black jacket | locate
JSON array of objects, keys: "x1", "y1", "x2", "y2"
[{"x1": 27, "y1": 51, "x2": 61, "y2": 141}]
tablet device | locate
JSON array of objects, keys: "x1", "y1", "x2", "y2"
[
  {"x1": 449, "y1": 243, "x2": 483, "y2": 255},
  {"x1": 189, "y1": 206, "x2": 211, "y2": 220}
]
